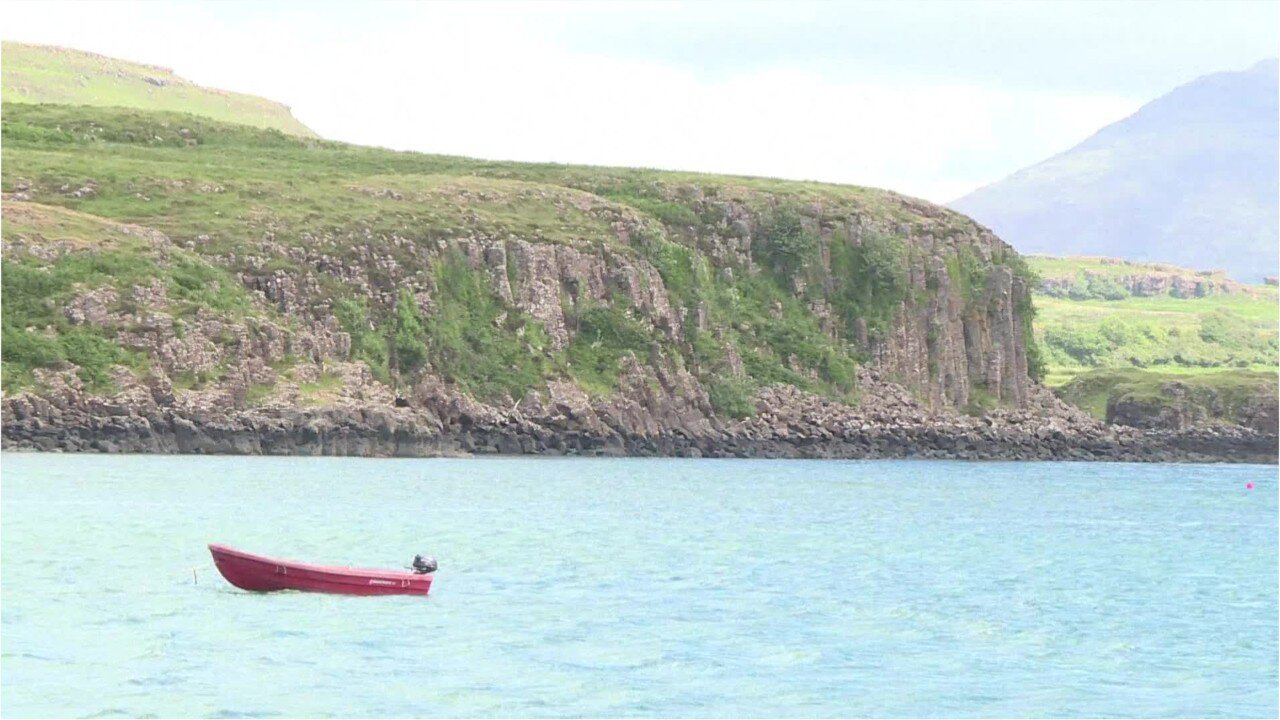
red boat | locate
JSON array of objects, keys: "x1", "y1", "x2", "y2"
[{"x1": 208, "y1": 543, "x2": 434, "y2": 596}]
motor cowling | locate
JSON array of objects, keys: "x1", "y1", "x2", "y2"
[{"x1": 412, "y1": 555, "x2": 438, "y2": 574}]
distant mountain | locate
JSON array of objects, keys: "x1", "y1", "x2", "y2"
[
  {"x1": 1, "y1": 42, "x2": 316, "y2": 137},
  {"x1": 951, "y1": 60, "x2": 1278, "y2": 282}
]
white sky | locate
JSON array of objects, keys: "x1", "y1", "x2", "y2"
[{"x1": 3, "y1": 0, "x2": 1277, "y2": 202}]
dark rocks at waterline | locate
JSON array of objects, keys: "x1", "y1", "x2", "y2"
[
  {"x1": 4, "y1": 365, "x2": 1274, "y2": 463},
  {"x1": 4, "y1": 397, "x2": 1275, "y2": 464}
]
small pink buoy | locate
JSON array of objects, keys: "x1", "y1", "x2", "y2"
[{"x1": 1246, "y1": 483, "x2": 1254, "y2": 490}]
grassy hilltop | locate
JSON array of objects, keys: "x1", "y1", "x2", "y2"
[{"x1": 2, "y1": 42, "x2": 317, "y2": 138}]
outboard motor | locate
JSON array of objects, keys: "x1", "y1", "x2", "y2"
[{"x1": 411, "y1": 554, "x2": 438, "y2": 574}]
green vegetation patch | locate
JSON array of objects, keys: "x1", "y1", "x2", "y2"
[
  {"x1": 701, "y1": 269, "x2": 858, "y2": 399},
  {"x1": 1, "y1": 250, "x2": 154, "y2": 392},
  {"x1": 603, "y1": 193, "x2": 700, "y2": 227},
  {"x1": 333, "y1": 298, "x2": 391, "y2": 384},
  {"x1": 0, "y1": 201, "x2": 274, "y2": 394},
  {"x1": 167, "y1": 256, "x2": 257, "y2": 316},
  {"x1": 706, "y1": 376, "x2": 756, "y2": 419},
  {"x1": 1036, "y1": 295, "x2": 1278, "y2": 386},
  {"x1": 421, "y1": 253, "x2": 555, "y2": 402},
  {"x1": 299, "y1": 371, "x2": 343, "y2": 397},
  {"x1": 349, "y1": 175, "x2": 637, "y2": 249},
  {"x1": 566, "y1": 301, "x2": 658, "y2": 395},
  {"x1": 753, "y1": 206, "x2": 819, "y2": 288},
  {"x1": 945, "y1": 246, "x2": 989, "y2": 305},
  {"x1": 636, "y1": 226, "x2": 864, "y2": 408},
  {"x1": 827, "y1": 232, "x2": 909, "y2": 341}
]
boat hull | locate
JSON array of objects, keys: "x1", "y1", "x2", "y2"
[{"x1": 208, "y1": 543, "x2": 432, "y2": 596}]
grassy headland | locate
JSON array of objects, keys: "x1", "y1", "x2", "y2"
[{"x1": 2, "y1": 42, "x2": 316, "y2": 137}]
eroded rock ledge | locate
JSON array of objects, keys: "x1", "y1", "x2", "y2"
[{"x1": 5, "y1": 367, "x2": 1273, "y2": 464}]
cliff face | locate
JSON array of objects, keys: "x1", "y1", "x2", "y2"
[
  {"x1": 3, "y1": 106, "x2": 1273, "y2": 461},
  {"x1": 228, "y1": 190, "x2": 1034, "y2": 412},
  {"x1": 869, "y1": 225, "x2": 1031, "y2": 408},
  {"x1": 0, "y1": 103, "x2": 1047, "y2": 454},
  {"x1": 1, "y1": 195, "x2": 1032, "y2": 434}
]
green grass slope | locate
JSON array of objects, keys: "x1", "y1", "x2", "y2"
[
  {"x1": 2, "y1": 42, "x2": 316, "y2": 138},
  {"x1": 0, "y1": 103, "x2": 926, "y2": 251},
  {"x1": 1026, "y1": 256, "x2": 1278, "y2": 389}
]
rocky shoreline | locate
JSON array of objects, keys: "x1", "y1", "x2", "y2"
[{"x1": 5, "y1": 368, "x2": 1274, "y2": 464}]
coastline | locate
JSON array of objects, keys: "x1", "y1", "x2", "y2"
[
  {"x1": 5, "y1": 400, "x2": 1274, "y2": 464},
  {"x1": 5, "y1": 367, "x2": 1274, "y2": 464}
]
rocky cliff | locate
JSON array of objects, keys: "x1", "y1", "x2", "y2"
[
  {"x1": 1, "y1": 104, "x2": 1273, "y2": 462},
  {"x1": 1, "y1": 103, "x2": 1039, "y2": 424}
]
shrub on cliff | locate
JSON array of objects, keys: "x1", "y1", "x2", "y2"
[
  {"x1": 567, "y1": 302, "x2": 656, "y2": 394},
  {"x1": 828, "y1": 233, "x2": 909, "y2": 340},
  {"x1": 391, "y1": 289, "x2": 428, "y2": 375},
  {"x1": 333, "y1": 299, "x2": 390, "y2": 383},
  {"x1": 707, "y1": 377, "x2": 755, "y2": 419},
  {"x1": 946, "y1": 247, "x2": 988, "y2": 304},
  {"x1": 754, "y1": 207, "x2": 818, "y2": 287},
  {"x1": 423, "y1": 254, "x2": 553, "y2": 402}
]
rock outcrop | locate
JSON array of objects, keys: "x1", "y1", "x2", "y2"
[{"x1": 1106, "y1": 379, "x2": 1279, "y2": 435}]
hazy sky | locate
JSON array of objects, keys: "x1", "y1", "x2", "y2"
[{"x1": 4, "y1": 0, "x2": 1277, "y2": 202}]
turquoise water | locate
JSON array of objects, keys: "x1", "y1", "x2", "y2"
[{"x1": 1, "y1": 455, "x2": 1275, "y2": 718}]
